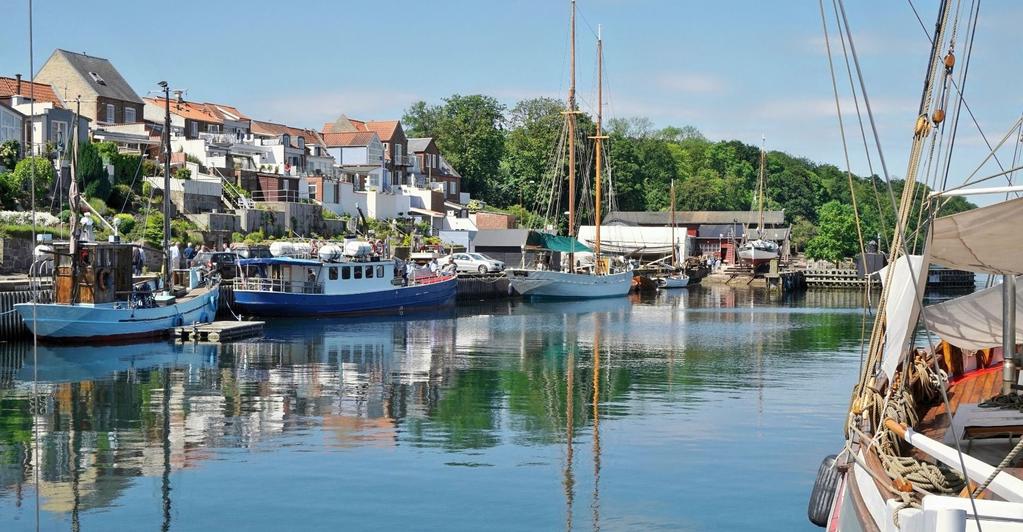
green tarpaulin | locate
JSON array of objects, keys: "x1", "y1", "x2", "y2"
[{"x1": 526, "y1": 232, "x2": 592, "y2": 253}]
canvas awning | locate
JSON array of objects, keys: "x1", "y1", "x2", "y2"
[
  {"x1": 924, "y1": 277, "x2": 1023, "y2": 351},
  {"x1": 525, "y1": 232, "x2": 592, "y2": 253},
  {"x1": 930, "y1": 198, "x2": 1023, "y2": 275},
  {"x1": 880, "y1": 255, "x2": 926, "y2": 381},
  {"x1": 409, "y1": 207, "x2": 444, "y2": 218}
]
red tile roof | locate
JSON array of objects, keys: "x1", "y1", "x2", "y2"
[
  {"x1": 0, "y1": 76, "x2": 63, "y2": 108},
  {"x1": 322, "y1": 131, "x2": 379, "y2": 147},
  {"x1": 324, "y1": 118, "x2": 400, "y2": 142},
  {"x1": 251, "y1": 120, "x2": 324, "y2": 148},
  {"x1": 146, "y1": 97, "x2": 224, "y2": 123}
]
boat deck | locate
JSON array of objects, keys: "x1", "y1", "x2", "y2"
[{"x1": 915, "y1": 365, "x2": 1023, "y2": 475}]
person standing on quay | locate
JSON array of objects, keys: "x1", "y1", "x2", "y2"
[{"x1": 168, "y1": 241, "x2": 181, "y2": 273}]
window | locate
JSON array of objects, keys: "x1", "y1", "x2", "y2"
[
  {"x1": 308, "y1": 183, "x2": 317, "y2": 199},
  {"x1": 395, "y1": 143, "x2": 403, "y2": 162},
  {"x1": 376, "y1": 265, "x2": 384, "y2": 278},
  {"x1": 328, "y1": 267, "x2": 338, "y2": 280},
  {"x1": 342, "y1": 266, "x2": 351, "y2": 280},
  {"x1": 208, "y1": 124, "x2": 221, "y2": 133},
  {"x1": 88, "y1": 72, "x2": 106, "y2": 85},
  {"x1": 354, "y1": 266, "x2": 362, "y2": 279},
  {"x1": 190, "y1": 121, "x2": 198, "y2": 137},
  {"x1": 124, "y1": 107, "x2": 136, "y2": 123},
  {"x1": 106, "y1": 104, "x2": 116, "y2": 123},
  {"x1": 366, "y1": 265, "x2": 374, "y2": 279},
  {"x1": 51, "y1": 121, "x2": 68, "y2": 145}
]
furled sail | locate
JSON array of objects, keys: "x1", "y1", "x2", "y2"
[
  {"x1": 924, "y1": 277, "x2": 1023, "y2": 351},
  {"x1": 930, "y1": 197, "x2": 1023, "y2": 275},
  {"x1": 880, "y1": 255, "x2": 927, "y2": 381}
]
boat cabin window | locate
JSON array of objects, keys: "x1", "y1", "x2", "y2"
[
  {"x1": 342, "y1": 266, "x2": 350, "y2": 280},
  {"x1": 354, "y1": 266, "x2": 362, "y2": 279},
  {"x1": 366, "y1": 265, "x2": 374, "y2": 279},
  {"x1": 328, "y1": 267, "x2": 338, "y2": 280},
  {"x1": 376, "y1": 265, "x2": 384, "y2": 278}
]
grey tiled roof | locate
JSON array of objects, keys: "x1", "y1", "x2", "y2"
[{"x1": 53, "y1": 49, "x2": 143, "y2": 103}]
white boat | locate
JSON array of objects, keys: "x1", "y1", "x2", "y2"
[
  {"x1": 506, "y1": 5, "x2": 633, "y2": 300},
  {"x1": 809, "y1": 3, "x2": 1023, "y2": 530},
  {"x1": 507, "y1": 269, "x2": 633, "y2": 298},
  {"x1": 656, "y1": 275, "x2": 689, "y2": 289},
  {"x1": 737, "y1": 239, "x2": 779, "y2": 262}
]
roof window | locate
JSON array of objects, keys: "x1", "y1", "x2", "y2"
[{"x1": 88, "y1": 72, "x2": 107, "y2": 85}]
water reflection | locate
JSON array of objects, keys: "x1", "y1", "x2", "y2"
[{"x1": 0, "y1": 284, "x2": 869, "y2": 531}]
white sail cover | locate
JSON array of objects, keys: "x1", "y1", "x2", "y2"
[
  {"x1": 931, "y1": 197, "x2": 1023, "y2": 275},
  {"x1": 924, "y1": 278, "x2": 1023, "y2": 351},
  {"x1": 576, "y1": 225, "x2": 685, "y2": 257},
  {"x1": 880, "y1": 255, "x2": 926, "y2": 381}
]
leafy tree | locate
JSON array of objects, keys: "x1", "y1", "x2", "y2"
[
  {"x1": 805, "y1": 201, "x2": 860, "y2": 262},
  {"x1": 77, "y1": 141, "x2": 110, "y2": 201},
  {"x1": 11, "y1": 156, "x2": 56, "y2": 206},
  {"x1": 0, "y1": 140, "x2": 20, "y2": 170},
  {"x1": 500, "y1": 97, "x2": 565, "y2": 209},
  {"x1": 789, "y1": 216, "x2": 817, "y2": 253},
  {"x1": 404, "y1": 94, "x2": 506, "y2": 199}
]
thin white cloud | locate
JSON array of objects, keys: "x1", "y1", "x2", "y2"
[{"x1": 248, "y1": 88, "x2": 421, "y2": 128}]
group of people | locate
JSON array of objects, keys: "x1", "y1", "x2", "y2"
[{"x1": 131, "y1": 241, "x2": 233, "y2": 275}]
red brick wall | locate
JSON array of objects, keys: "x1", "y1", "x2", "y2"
[{"x1": 474, "y1": 212, "x2": 515, "y2": 230}]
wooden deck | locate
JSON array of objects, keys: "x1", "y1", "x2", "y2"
[
  {"x1": 174, "y1": 320, "x2": 264, "y2": 343},
  {"x1": 916, "y1": 366, "x2": 1005, "y2": 442}
]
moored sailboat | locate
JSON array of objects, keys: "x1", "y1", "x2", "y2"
[
  {"x1": 506, "y1": 2, "x2": 632, "y2": 299},
  {"x1": 809, "y1": 2, "x2": 1023, "y2": 530},
  {"x1": 655, "y1": 180, "x2": 689, "y2": 289}
]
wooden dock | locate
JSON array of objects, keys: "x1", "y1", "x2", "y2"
[
  {"x1": 175, "y1": 320, "x2": 264, "y2": 343},
  {"x1": 803, "y1": 269, "x2": 878, "y2": 289},
  {"x1": 456, "y1": 273, "x2": 511, "y2": 300}
]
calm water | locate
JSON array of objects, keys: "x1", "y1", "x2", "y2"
[{"x1": 0, "y1": 285, "x2": 870, "y2": 531}]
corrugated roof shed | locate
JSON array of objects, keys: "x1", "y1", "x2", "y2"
[{"x1": 605, "y1": 210, "x2": 786, "y2": 226}]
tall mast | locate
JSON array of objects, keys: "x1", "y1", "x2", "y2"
[
  {"x1": 757, "y1": 136, "x2": 766, "y2": 237},
  {"x1": 566, "y1": 0, "x2": 577, "y2": 272},
  {"x1": 161, "y1": 82, "x2": 172, "y2": 288},
  {"x1": 670, "y1": 179, "x2": 676, "y2": 268},
  {"x1": 593, "y1": 24, "x2": 605, "y2": 273}
]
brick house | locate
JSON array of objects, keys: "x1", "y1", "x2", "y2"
[
  {"x1": 324, "y1": 115, "x2": 408, "y2": 187},
  {"x1": 34, "y1": 49, "x2": 144, "y2": 126},
  {"x1": 144, "y1": 94, "x2": 251, "y2": 140},
  {"x1": 408, "y1": 137, "x2": 461, "y2": 201}
]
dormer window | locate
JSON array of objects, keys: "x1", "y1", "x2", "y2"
[
  {"x1": 298, "y1": 137, "x2": 305, "y2": 149},
  {"x1": 88, "y1": 71, "x2": 106, "y2": 85}
]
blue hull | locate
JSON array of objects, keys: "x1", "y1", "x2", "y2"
[{"x1": 233, "y1": 277, "x2": 457, "y2": 317}]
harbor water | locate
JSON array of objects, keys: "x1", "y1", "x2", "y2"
[{"x1": 0, "y1": 285, "x2": 868, "y2": 531}]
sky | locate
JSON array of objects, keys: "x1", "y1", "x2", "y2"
[{"x1": 4, "y1": 0, "x2": 1022, "y2": 196}]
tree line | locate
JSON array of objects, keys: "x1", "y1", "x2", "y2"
[{"x1": 403, "y1": 94, "x2": 974, "y2": 262}]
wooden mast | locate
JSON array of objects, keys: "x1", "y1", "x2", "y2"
[
  {"x1": 566, "y1": 0, "x2": 577, "y2": 273},
  {"x1": 757, "y1": 137, "x2": 766, "y2": 238},
  {"x1": 593, "y1": 24, "x2": 605, "y2": 274},
  {"x1": 670, "y1": 179, "x2": 676, "y2": 268}
]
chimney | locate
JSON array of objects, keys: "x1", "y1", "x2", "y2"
[
  {"x1": 15, "y1": 74, "x2": 22, "y2": 94},
  {"x1": 173, "y1": 90, "x2": 184, "y2": 103}
]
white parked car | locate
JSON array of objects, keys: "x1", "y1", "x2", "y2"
[{"x1": 446, "y1": 252, "x2": 505, "y2": 274}]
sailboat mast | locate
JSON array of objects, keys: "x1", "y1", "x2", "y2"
[
  {"x1": 594, "y1": 25, "x2": 603, "y2": 273},
  {"x1": 670, "y1": 180, "x2": 676, "y2": 268},
  {"x1": 162, "y1": 83, "x2": 172, "y2": 288},
  {"x1": 567, "y1": 0, "x2": 577, "y2": 272},
  {"x1": 758, "y1": 138, "x2": 766, "y2": 236}
]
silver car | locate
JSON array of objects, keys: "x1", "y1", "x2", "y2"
[{"x1": 447, "y1": 252, "x2": 505, "y2": 274}]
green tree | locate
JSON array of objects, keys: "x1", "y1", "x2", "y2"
[
  {"x1": 0, "y1": 140, "x2": 20, "y2": 170},
  {"x1": 404, "y1": 94, "x2": 506, "y2": 200},
  {"x1": 789, "y1": 216, "x2": 817, "y2": 253},
  {"x1": 805, "y1": 201, "x2": 859, "y2": 262},
  {"x1": 78, "y1": 141, "x2": 111, "y2": 200},
  {"x1": 11, "y1": 156, "x2": 56, "y2": 205},
  {"x1": 499, "y1": 97, "x2": 565, "y2": 209}
]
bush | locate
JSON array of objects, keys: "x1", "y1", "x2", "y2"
[
  {"x1": 12, "y1": 157, "x2": 56, "y2": 205},
  {"x1": 0, "y1": 172, "x2": 18, "y2": 209},
  {"x1": 142, "y1": 159, "x2": 160, "y2": 177},
  {"x1": 244, "y1": 229, "x2": 265, "y2": 243},
  {"x1": 0, "y1": 223, "x2": 69, "y2": 239},
  {"x1": 108, "y1": 183, "x2": 134, "y2": 211},
  {"x1": 0, "y1": 140, "x2": 20, "y2": 170},
  {"x1": 0, "y1": 210, "x2": 61, "y2": 227},
  {"x1": 232, "y1": 231, "x2": 245, "y2": 243},
  {"x1": 173, "y1": 167, "x2": 191, "y2": 180},
  {"x1": 113, "y1": 213, "x2": 136, "y2": 236},
  {"x1": 143, "y1": 212, "x2": 164, "y2": 248},
  {"x1": 85, "y1": 175, "x2": 111, "y2": 202},
  {"x1": 58, "y1": 209, "x2": 71, "y2": 223},
  {"x1": 88, "y1": 197, "x2": 110, "y2": 216},
  {"x1": 170, "y1": 218, "x2": 197, "y2": 240}
]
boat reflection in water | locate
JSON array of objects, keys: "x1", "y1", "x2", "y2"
[{"x1": 0, "y1": 284, "x2": 867, "y2": 530}]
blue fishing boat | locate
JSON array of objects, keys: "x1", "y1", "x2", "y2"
[{"x1": 233, "y1": 243, "x2": 456, "y2": 317}]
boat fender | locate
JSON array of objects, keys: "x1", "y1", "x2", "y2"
[
  {"x1": 97, "y1": 268, "x2": 112, "y2": 291},
  {"x1": 175, "y1": 315, "x2": 184, "y2": 327},
  {"x1": 807, "y1": 454, "x2": 839, "y2": 527}
]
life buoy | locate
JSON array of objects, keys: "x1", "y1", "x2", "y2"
[
  {"x1": 80, "y1": 249, "x2": 91, "y2": 266},
  {"x1": 97, "y1": 268, "x2": 112, "y2": 291}
]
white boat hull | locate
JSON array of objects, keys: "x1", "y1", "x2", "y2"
[
  {"x1": 506, "y1": 269, "x2": 633, "y2": 299},
  {"x1": 14, "y1": 286, "x2": 219, "y2": 341},
  {"x1": 656, "y1": 275, "x2": 689, "y2": 289}
]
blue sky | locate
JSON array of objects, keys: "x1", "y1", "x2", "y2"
[{"x1": 4, "y1": 0, "x2": 1022, "y2": 193}]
